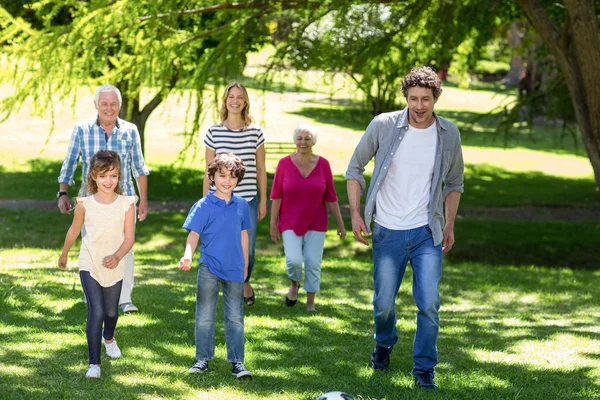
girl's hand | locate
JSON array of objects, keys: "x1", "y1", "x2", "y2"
[
  {"x1": 58, "y1": 255, "x2": 68, "y2": 269},
  {"x1": 179, "y1": 257, "x2": 192, "y2": 271},
  {"x1": 103, "y1": 255, "x2": 120, "y2": 269}
]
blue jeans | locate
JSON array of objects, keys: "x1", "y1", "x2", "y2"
[
  {"x1": 371, "y1": 223, "x2": 442, "y2": 374},
  {"x1": 245, "y1": 196, "x2": 258, "y2": 283},
  {"x1": 195, "y1": 264, "x2": 245, "y2": 362},
  {"x1": 281, "y1": 230, "x2": 326, "y2": 292}
]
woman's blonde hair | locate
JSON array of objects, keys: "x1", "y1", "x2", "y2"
[
  {"x1": 220, "y1": 81, "x2": 253, "y2": 126},
  {"x1": 85, "y1": 150, "x2": 123, "y2": 195}
]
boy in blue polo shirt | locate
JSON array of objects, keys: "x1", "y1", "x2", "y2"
[{"x1": 179, "y1": 153, "x2": 253, "y2": 379}]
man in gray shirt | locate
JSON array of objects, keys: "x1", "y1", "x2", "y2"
[{"x1": 346, "y1": 66, "x2": 464, "y2": 390}]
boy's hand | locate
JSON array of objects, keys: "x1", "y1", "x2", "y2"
[
  {"x1": 58, "y1": 255, "x2": 68, "y2": 269},
  {"x1": 103, "y1": 255, "x2": 120, "y2": 269},
  {"x1": 179, "y1": 258, "x2": 192, "y2": 271}
]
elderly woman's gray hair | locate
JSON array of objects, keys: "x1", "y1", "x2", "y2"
[
  {"x1": 293, "y1": 124, "x2": 317, "y2": 145},
  {"x1": 95, "y1": 84, "x2": 122, "y2": 107}
]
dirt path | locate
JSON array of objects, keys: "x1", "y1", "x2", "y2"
[{"x1": 1, "y1": 199, "x2": 598, "y2": 221}]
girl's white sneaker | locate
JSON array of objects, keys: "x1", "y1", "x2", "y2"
[
  {"x1": 86, "y1": 364, "x2": 101, "y2": 378},
  {"x1": 102, "y1": 337, "x2": 122, "y2": 359}
]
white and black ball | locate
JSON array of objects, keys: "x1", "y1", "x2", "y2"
[{"x1": 316, "y1": 392, "x2": 355, "y2": 400}]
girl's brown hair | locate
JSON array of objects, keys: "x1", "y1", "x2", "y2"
[
  {"x1": 220, "y1": 81, "x2": 253, "y2": 126},
  {"x1": 84, "y1": 150, "x2": 123, "y2": 195},
  {"x1": 207, "y1": 153, "x2": 246, "y2": 183}
]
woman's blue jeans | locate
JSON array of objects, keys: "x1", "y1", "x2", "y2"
[
  {"x1": 371, "y1": 222, "x2": 442, "y2": 374},
  {"x1": 245, "y1": 196, "x2": 258, "y2": 283},
  {"x1": 194, "y1": 264, "x2": 245, "y2": 363}
]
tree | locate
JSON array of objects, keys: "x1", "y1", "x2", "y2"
[
  {"x1": 515, "y1": 0, "x2": 600, "y2": 189},
  {"x1": 266, "y1": 1, "x2": 510, "y2": 115},
  {"x1": 0, "y1": 0, "x2": 271, "y2": 153}
]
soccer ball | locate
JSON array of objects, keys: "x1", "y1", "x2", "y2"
[{"x1": 316, "y1": 392, "x2": 355, "y2": 400}]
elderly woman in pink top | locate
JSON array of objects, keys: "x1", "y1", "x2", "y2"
[{"x1": 270, "y1": 124, "x2": 346, "y2": 312}]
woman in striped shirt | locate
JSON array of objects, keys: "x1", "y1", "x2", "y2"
[{"x1": 203, "y1": 82, "x2": 267, "y2": 306}]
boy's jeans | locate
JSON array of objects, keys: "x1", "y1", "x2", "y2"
[
  {"x1": 371, "y1": 222, "x2": 442, "y2": 374},
  {"x1": 195, "y1": 264, "x2": 245, "y2": 362}
]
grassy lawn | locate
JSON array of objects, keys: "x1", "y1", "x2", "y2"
[
  {"x1": 1, "y1": 209, "x2": 599, "y2": 399},
  {"x1": 1, "y1": 66, "x2": 599, "y2": 398}
]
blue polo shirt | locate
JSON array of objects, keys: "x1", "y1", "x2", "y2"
[{"x1": 183, "y1": 191, "x2": 252, "y2": 282}]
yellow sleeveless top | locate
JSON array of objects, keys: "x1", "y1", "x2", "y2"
[{"x1": 78, "y1": 195, "x2": 136, "y2": 287}]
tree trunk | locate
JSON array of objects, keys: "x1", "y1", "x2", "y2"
[
  {"x1": 119, "y1": 94, "x2": 161, "y2": 156},
  {"x1": 516, "y1": 0, "x2": 600, "y2": 189},
  {"x1": 505, "y1": 21, "x2": 525, "y2": 87}
]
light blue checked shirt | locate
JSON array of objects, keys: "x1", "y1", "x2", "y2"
[{"x1": 58, "y1": 116, "x2": 149, "y2": 196}]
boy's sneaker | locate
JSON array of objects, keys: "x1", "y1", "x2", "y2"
[
  {"x1": 102, "y1": 337, "x2": 122, "y2": 359},
  {"x1": 188, "y1": 360, "x2": 209, "y2": 374},
  {"x1": 85, "y1": 364, "x2": 101, "y2": 378},
  {"x1": 231, "y1": 362, "x2": 252, "y2": 379},
  {"x1": 414, "y1": 371, "x2": 438, "y2": 390},
  {"x1": 369, "y1": 345, "x2": 392, "y2": 371}
]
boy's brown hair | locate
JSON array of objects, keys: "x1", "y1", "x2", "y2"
[
  {"x1": 207, "y1": 153, "x2": 246, "y2": 182},
  {"x1": 85, "y1": 150, "x2": 123, "y2": 195}
]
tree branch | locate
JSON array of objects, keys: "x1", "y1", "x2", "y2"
[{"x1": 180, "y1": 22, "x2": 233, "y2": 45}]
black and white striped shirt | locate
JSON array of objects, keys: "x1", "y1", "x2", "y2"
[{"x1": 204, "y1": 123, "x2": 266, "y2": 200}]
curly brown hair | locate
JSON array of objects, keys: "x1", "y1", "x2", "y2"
[
  {"x1": 85, "y1": 150, "x2": 123, "y2": 195},
  {"x1": 220, "y1": 82, "x2": 254, "y2": 126},
  {"x1": 401, "y1": 66, "x2": 443, "y2": 99},
  {"x1": 207, "y1": 153, "x2": 246, "y2": 183}
]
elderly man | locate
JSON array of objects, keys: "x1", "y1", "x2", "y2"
[
  {"x1": 346, "y1": 67, "x2": 464, "y2": 390},
  {"x1": 58, "y1": 84, "x2": 149, "y2": 313}
]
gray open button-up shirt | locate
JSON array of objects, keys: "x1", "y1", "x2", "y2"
[{"x1": 345, "y1": 107, "x2": 464, "y2": 246}]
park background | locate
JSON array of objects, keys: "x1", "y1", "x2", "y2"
[{"x1": 1, "y1": 1, "x2": 599, "y2": 399}]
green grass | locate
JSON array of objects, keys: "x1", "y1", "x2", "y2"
[
  {"x1": 1, "y1": 160, "x2": 598, "y2": 209},
  {"x1": 2, "y1": 63, "x2": 600, "y2": 399},
  {"x1": 1, "y1": 209, "x2": 599, "y2": 399}
]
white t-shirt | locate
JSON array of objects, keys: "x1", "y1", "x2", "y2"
[
  {"x1": 374, "y1": 122, "x2": 437, "y2": 230},
  {"x1": 78, "y1": 195, "x2": 136, "y2": 287}
]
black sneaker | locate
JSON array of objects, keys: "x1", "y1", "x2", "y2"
[
  {"x1": 369, "y1": 345, "x2": 392, "y2": 370},
  {"x1": 231, "y1": 362, "x2": 252, "y2": 379},
  {"x1": 188, "y1": 360, "x2": 209, "y2": 374},
  {"x1": 414, "y1": 371, "x2": 438, "y2": 390}
]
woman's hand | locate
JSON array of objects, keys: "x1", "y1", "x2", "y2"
[
  {"x1": 258, "y1": 200, "x2": 267, "y2": 221},
  {"x1": 337, "y1": 224, "x2": 347, "y2": 240},
  {"x1": 270, "y1": 224, "x2": 280, "y2": 244}
]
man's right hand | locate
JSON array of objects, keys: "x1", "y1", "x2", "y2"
[
  {"x1": 58, "y1": 195, "x2": 74, "y2": 214},
  {"x1": 351, "y1": 215, "x2": 370, "y2": 246}
]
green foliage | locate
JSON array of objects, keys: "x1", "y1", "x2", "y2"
[
  {"x1": 0, "y1": 0, "x2": 272, "y2": 147},
  {"x1": 473, "y1": 60, "x2": 511, "y2": 77}
]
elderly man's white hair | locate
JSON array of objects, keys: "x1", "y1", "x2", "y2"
[
  {"x1": 293, "y1": 124, "x2": 317, "y2": 145},
  {"x1": 95, "y1": 84, "x2": 122, "y2": 107}
]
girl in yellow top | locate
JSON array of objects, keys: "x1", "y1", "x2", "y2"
[{"x1": 58, "y1": 150, "x2": 136, "y2": 379}]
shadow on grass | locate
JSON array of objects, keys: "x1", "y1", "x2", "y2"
[{"x1": 1, "y1": 249, "x2": 599, "y2": 398}]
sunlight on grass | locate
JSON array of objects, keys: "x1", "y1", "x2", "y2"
[
  {"x1": 474, "y1": 333, "x2": 600, "y2": 370},
  {"x1": 463, "y1": 146, "x2": 593, "y2": 178}
]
